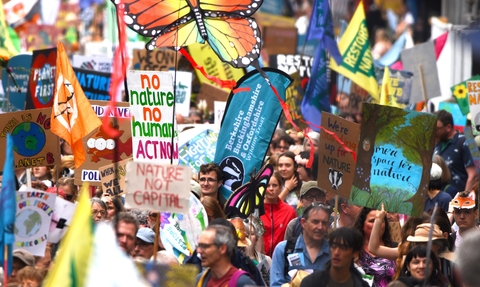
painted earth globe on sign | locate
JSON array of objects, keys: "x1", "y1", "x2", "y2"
[
  {"x1": 12, "y1": 122, "x2": 46, "y2": 157},
  {"x1": 15, "y1": 209, "x2": 42, "y2": 238}
]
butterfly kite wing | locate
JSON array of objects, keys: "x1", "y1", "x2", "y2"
[
  {"x1": 225, "y1": 182, "x2": 256, "y2": 219},
  {"x1": 253, "y1": 164, "x2": 274, "y2": 215},
  {"x1": 198, "y1": 0, "x2": 263, "y2": 16}
]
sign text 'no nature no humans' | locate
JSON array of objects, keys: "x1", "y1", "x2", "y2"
[{"x1": 128, "y1": 71, "x2": 178, "y2": 163}]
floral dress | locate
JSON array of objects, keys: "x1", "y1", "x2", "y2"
[{"x1": 358, "y1": 250, "x2": 396, "y2": 287}]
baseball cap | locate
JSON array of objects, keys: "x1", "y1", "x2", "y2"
[
  {"x1": 13, "y1": 249, "x2": 35, "y2": 267},
  {"x1": 299, "y1": 181, "x2": 325, "y2": 198},
  {"x1": 136, "y1": 227, "x2": 155, "y2": 244}
]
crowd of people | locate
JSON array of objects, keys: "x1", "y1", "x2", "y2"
[{"x1": 2, "y1": 108, "x2": 480, "y2": 287}]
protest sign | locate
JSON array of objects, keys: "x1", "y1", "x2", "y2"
[
  {"x1": 468, "y1": 80, "x2": 480, "y2": 135},
  {"x1": 0, "y1": 108, "x2": 59, "y2": 171},
  {"x1": 15, "y1": 188, "x2": 56, "y2": 256},
  {"x1": 464, "y1": 127, "x2": 480, "y2": 173},
  {"x1": 25, "y1": 48, "x2": 57, "y2": 109},
  {"x1": 48, "y1": 197, "x2": 76, "y2": 243},
  {"x1": 214, "y1": 101, "x2": 226, "y2": 126},
  {"x1": 75, "y1": 100, "x2": 131, "y2": 185},
  {"x1": 168, "y1": 71, "x2": 192, "y2": 117},
  {"x1": 214, "y1": 68, "x2": 292, "y2": 202},
  {"x1": 318, "y1": 113, "x2": 360, "y2": 199},
  {"x1": 269, "y1": 54, "x2": 313, "y2": 78},
  {"x1": 131, "y1": 48, "x2": 180, "y2": 71},
  {"x1": 401, "y1": 41, "x2": 441, "y2": 104},
  {"x1": 127, "y1": 71, "x2": 178, "y2": 164},
  {"x1": 72, "y1": 55, "x2": 113, "y2": 72},
  {"x1": 24, "y1": 25, "x2": 60, "y2": 51},
  {"x1": 125, "y1": 162, "x2": 191, "y2": 214},
  {"x1": 350, "y1": 103, "x2": 436, "y2": 216},
  {"x1": 178, "y1": 126, "x2": 219, "y2": 174},
  {"x1": 187, "y1": 43, "x2": 245, "y2": 91},
  {"x1": 263, "y1": 26, "x2": 298, "y2": 55},
  {"x1": 375, "y1": 68, "x2": 414, "y2": 105},
  {"x1": 160, "y1": 194, "x2": 208, "y2": 259},
  {"x1": 73, "y1": 67, "x2": 112, "y2": 101},
  {"x1": 1, "y1": 54, "x2": 32, "y2": 111},
  {"x1": 99, "y1": 158, "x2": 133, "y2": 197}
]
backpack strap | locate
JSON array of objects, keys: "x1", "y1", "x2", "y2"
[
  {"x1": 228, "y1": 270, "x2": 249, "y2": 287},
  {"x1": 292, "y1": 217, "x2": 303, "y2": 238},
  {"x1": 283, "y1": 236, "x2": 298, "y2": 276},
  {"x1": 196, "y1": 268, "x2": 210, "y2": 287}
]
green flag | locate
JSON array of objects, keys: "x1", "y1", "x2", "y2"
[{"x1": 452, "y1": 75, "x2": 480, "y2": 115}]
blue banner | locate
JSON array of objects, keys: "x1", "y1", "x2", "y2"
[
  {"x1": 1, "y1": 54, "x2": 32, "y2": 111},
  {"x1": 214, "y1": 68, "x2": 292, "y2": 202}
]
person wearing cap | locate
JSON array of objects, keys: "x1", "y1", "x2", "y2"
[
  {"x1": 424, "y1": 163, "x2": 452, "y2": 213},
  {"x1": 271, "y1": 204, "x2": 331, "y2": 287},
  {"x1": 8, "y1": 249, "x2": 35, "y2": 283},
  {"x1": 261, "y1": 172, "x2": 297, "y2": 257},
  {"x1": 284, "y1": 181, "x2": 327, "y2": 240},
  {"x1": 133, "y1": 227, "x2": 155, "y2": 259}
]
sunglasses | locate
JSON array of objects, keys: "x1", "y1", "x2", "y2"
[{"x1": 65, "y1": 194, "x2": 74, "y2": 201}]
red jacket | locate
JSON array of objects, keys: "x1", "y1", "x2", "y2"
[{"x1": 261, "y1": 199, "x2": 297, "y2": 257}]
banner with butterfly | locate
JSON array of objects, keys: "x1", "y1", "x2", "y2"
[{"x1": 214, "y1": 68, "x2": 292, "y2": 204}]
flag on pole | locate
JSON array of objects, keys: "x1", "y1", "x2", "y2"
[
  {"x1": 452, "y1": 75, "x2": 480, "y2": 115},
  {"x1": 329, "y1": 1, "x2": 379, "y2": 101},
  {"x1": 301, "y1": 0, "x2": 341, "y2": 130},
  {"x1": 0, "y1": 1, "x2": 19, "y2": 57},
  {"x1": 379, "y1": 67, "x2": 392, "y2": 106},
  {"x1": 51, "y1": 42, "x2": 102, "y2": 168},
  {"x1": 0, "y1": 134, "x2": 16, "y2": 277},
  {"x1": 43, "y1": 184, "x2": 94, "y2": 287}
]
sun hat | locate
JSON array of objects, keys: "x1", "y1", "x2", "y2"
[{"x1": 407, "y1": 223, "x2": 449, "y2": 248}]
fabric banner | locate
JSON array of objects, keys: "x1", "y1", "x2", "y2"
[
  {"x1": 1, "y1": 54, "x2": 32, "y2": 111},
  {"x1": 127, "y1": 70, "x2": 178, "y2": 164},
  {"x1": 350, "y1": 103, "x2": 436, "y2": 216},
  {"x1": 375, "y1": 67, "x2": 414, "y2": 105},
  {"x1": 25, "y1": 48, "x2": 57, "y2": 109},
  {"x1": 0, "y1": 108, "x2": 59, "y2": 171},
  {"x1": 329, "y1": 2, "x2": 379, "y2": 100},
  {"x1": 73, "y1": 68, "x2": 112, "y2": 101},
  {"x1": 214, "y1": 68, "x2": 292, "y2": 202},
  {"x1": 15, "y1": 188, "x2": 55, "y2": 256}
]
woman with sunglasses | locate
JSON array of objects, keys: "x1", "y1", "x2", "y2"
[
  {"x1": 260, "y1": 171, "x2": 297, "y2": 257},
  {"x1": 56, "y1": 177, "x2": 78, "y2": 203}
]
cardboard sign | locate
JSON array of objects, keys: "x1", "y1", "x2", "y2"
[
  {"x1": 318, "y1": 113, "x2": 360, "y2": 199},
  {"x1": 375, "y1": 68, "x2": 414, "y2": 105},
  {"x1": 350, "y1": 104, "x2": 437, "y2": 216},
  {"x1": 0, "y1": 108, "x2": 59, "y2": 171},
  {"x1": 168, "y1": 71, "x2": 192, "y2": 117},
  {"x1": 131, "y1": 48, "x2": 180, "y2": 71},
  {"x1": 25, "y1": 48, "x2": 57, "y2": 109},
  {"x1": 187, "y1": 43, "x2": 245, "y2": 91},
  {"x1": 468, "y1": 80, "x2": 480, "y2": 135},
  {"x1": 178, "y1": 126, "x2": 219, "y2": 174},
  {"x1": 263, "y1": 26, "x2": 298, "y2": 55},
  {"x1": 127, "y1": 71, "x2": 178, "y2": 164},
  {"x1": 72, "y1": 55, "x2": 113, "y2": 72},
  {"x1": 74, "y1": 100, "x2": 132, "y2": 185},
  {"x1": 197, "y1": 83, "x2": 229, "y2": 112},
  {"x1": 464, "y1": 127, "x2": 480, "y2": 173},
  {"x1": 1, "y1": 54, "x2": 32, "y2": 111},
  {"x1": 125, "y1": 162, "x2": 191, "y2": 214},
  {"x1": 99, "y1": 158, "x2": 133, "y2": 196},
  {"x1": 73, "y1": 67, "x2": 112, "y2": 101},
  {"x1": 15, "y1": 188, "x2": 56, "y2": 256},
  {"x1": 401, "y1": 41, "x2": 441, "y2": 104}
]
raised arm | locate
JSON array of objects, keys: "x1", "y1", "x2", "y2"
[{"x1": 368, "y1": 203, "x2": 398, "y2": 261}]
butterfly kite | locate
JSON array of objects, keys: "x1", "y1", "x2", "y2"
[
  {"x1": 114, "y1": 0, "x2": 263, "y2": 69},
  {"x1": 225, "y1": 164, "x2": 274, "y2": 219}
]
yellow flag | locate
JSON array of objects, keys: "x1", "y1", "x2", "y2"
[
  {"x1": 329, "y1": 1, "x2": 379, "y2": 100},
  {"x1": 379, "y1": 67, "x2": 392, "y2": 106},
  {"x1": 0, "y1": 1, "x2": 19, "y2": 57},
  {"x1": 43, "y1": 184, "x2": 94, "y2": 287}
]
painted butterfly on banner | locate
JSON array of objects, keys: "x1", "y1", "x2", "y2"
[
  {"x1": 114, "y1": 0, "x2": 263, "y2": 68},
  {"x1": 224, "y1": 164, "x2": 274, "y2": 219}
]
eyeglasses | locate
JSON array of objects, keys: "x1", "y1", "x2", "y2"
[
  {"x1": 92, "y1": 210, "x2": 106, "y2": 216},
  {"x1": 197, "y1": 243, "x2": 217, "y2": 250},
  {"x1": 303, "y1": 194, "x2": 325, "y2": 201},
  {"x1": 199, "y1": 177, "x2": 218, "y2": 184}
]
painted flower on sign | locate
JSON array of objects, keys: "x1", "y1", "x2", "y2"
[{"x1": 453, "y1": 84, "x2": 467, "y2": 99}]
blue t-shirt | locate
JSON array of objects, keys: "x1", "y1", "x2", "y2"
[{"x1": 424, "y1": 191, "x2": 452, "y2": 213}]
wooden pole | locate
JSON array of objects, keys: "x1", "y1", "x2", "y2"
[
  {"x1": 418, "y1": 65, "x2": 428, "y2": 111},
  {"x1": 3, "y1": 245, "x2": 8, "y2": 287},
  {"x1": 333, "y1": 195, "x2": 339, "y2": 229}
]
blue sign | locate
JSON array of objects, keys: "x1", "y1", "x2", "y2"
[{"x1": 2, "y1": 54, "x2": 32, "y2": 111}]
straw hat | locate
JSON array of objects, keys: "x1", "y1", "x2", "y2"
[{"x1": 407, "y1": 223, "x2": 449, "y2": 248}]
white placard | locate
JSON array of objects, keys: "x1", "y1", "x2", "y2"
[
  {"x1": 125, "y1": 162, "x2": 191, "y2": 214},
  {"x1": 214, "y1": 101, "x2": 227, "y2": 126}
]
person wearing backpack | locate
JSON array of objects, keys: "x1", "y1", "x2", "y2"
[
  {"x1": 195, "y1": 225, "x2": 256, "y2": 287},
  {"x1": 270, "y1": 204, "x2": 331, "y2": 287}
]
